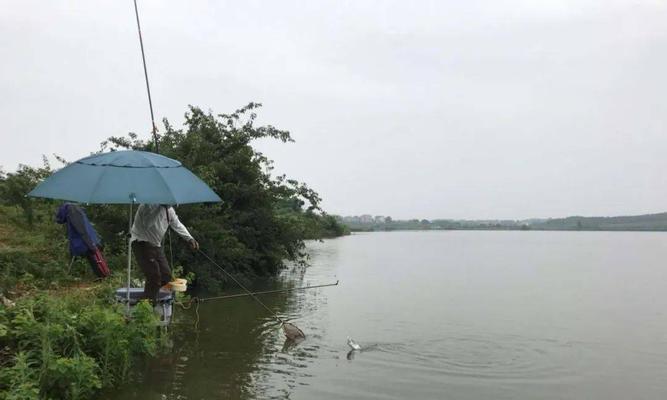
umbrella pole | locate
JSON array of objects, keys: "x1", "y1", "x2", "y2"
[{"x1": 126, "y1": 202, "x2": 134, "y2": 315}]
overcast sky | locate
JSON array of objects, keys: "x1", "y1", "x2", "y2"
[{"x1": 1, "y1": 0, "x2": 666, "y2": 219}]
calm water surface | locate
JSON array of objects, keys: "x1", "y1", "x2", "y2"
[{"x1": 108, "y1": 231, "x2": 667, "y2": 399}]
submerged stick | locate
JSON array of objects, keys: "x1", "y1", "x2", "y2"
[
  {"x1": 197, "y1": 281, "x2": 339, "y2": 303},
  {"x1": 197, "y1": 249, "x2": 336, "y2": 339}
]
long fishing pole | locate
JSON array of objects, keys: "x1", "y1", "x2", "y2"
[
  {"x1": 197, "y1": 281, "x2": 339, "y2": 303},
  {"x1": 132, "y1": 0, "x2": 177, "y2": 274},
  {"x1": 132, "y1": 0, "x2": 159, "y2": 153}
]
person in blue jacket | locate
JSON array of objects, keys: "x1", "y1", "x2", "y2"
[{"x1": 56, "y1": 203, "x2": 109, "y2": 278}]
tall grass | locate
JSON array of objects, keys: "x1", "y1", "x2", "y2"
[
  {"x1": 0, "y1": 204, "x2": 163, "y2": 400},
  {"x1": 0, "y1": 289, "x2": 160, "y2": 400}
]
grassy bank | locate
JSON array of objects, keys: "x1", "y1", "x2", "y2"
[{"x1": 0, "y1": 205, "x2": 162, "y2": 400}]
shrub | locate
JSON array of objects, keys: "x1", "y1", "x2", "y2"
[
  {"x1": 0, "y1": 352, "x2": 39, "y2": 400},
  {"x1": 102, "y1": 103, "x2": 347, "y2": 288},
  {"x1": 0, "y1": 289, "x2": 160, "y2": 400},
  {"x1": 41, "y1": 355, "x2": 101, "y2": 400},
  {"x1": 0, "y1": 162, "x2": 52, "y2": 226}
]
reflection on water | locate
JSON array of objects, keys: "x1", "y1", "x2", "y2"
[{"x1": 106, "y1": 231, "x2": 667, "y2": 399}]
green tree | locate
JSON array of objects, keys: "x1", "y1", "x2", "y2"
[
  {"x1": 0, "y1": 160, "x2": 52, "y2": 225},
  {"x1": 102, "y1": 103, "x2": 346, "y2": 287}
]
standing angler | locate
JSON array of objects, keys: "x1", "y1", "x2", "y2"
[{"x1": 131, "y1": 204, "x2": 199, "y2": 303}]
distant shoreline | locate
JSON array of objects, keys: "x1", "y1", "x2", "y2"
[
  {"x1": 349, "y1": 227, "x2": 667, "y2": 233},
  {"x1": 339, "y1": 211, "x2": 667, "y2": 233}
]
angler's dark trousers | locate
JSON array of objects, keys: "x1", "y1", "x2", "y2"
[{"x1": 132, "y1": 241, "x2": 172, "y2": 304}]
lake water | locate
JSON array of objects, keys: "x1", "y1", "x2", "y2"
[{"x1": 107, "y1": 231, "x2": 667, "y2": 399}]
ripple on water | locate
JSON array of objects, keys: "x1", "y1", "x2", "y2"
[{"x1": 361, "y1": 333, "x2": 584, "y2": 384}]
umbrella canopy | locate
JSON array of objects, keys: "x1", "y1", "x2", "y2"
[
  {"x1": 28, "y1": 150, "x2": 221, "y2": 314},
  {"x1": 28, "y1": 150, "x2": 221, "y2": 204}
]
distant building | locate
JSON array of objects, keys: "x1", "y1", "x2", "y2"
[{"x1": 360, "y1": 214, "x2": 374, "y2": 223}]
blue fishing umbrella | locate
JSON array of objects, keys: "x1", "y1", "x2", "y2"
[
  {"x1": 28, "y1": 150, "x2": 221, "y2": 311},
  {"x1": 28, "y1": 150, "x2": 221, "y2": 204}
]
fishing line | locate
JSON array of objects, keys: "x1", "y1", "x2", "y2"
[
  {"x1": 174, "y1": 280, "x2": 338, "y2": 332},
  {"x1": 194, "y1": 250, "x2": 314, "y2": 339},
  {"x1": 168, "y1": 229, "x2": 174, "y2": 271},
  {"x1": 194, "y1": 300, "x2": 200, "y2": 331},
  {"x1": 196, "y1": 281, "x2": 338, "y2": 302},
  {"x1": 196, "y1": 249, "x2": 287, "y2": 324}
]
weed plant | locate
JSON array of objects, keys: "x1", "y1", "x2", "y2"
[{"x1": 0, "y1": 287, "x2": 160, "y2": 400}]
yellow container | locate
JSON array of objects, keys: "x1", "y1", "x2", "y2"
[{"x1": 169, "y1": 278, "x2": 187, "y2": 292}]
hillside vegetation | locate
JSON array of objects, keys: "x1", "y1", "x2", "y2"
[
  {"x1": 0, "y1": 203, "x2": 161, "y2": 400},
  {"x1": 0, "y1": 103, "x2": 347, "y2": 399}
]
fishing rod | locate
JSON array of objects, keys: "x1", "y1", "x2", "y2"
[
  {"x1": 130, "y1": 3, "x2": 331, "y2": 339},
  {"x1": 196, "y1": 281, "x2": 339, "y2": 303},
  {"x1": 132, "y1": 0, "x2": 180, "y2": 269},
  {"x1": 133, "y1": 0, "x2": 159, "y2": 153}
]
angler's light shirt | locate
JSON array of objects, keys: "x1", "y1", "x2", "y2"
[{"x1": 130, "y1": 204, "x2": 193, "y2": 247}]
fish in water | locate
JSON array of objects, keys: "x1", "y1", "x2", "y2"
[
  {"x1": 347, "y1": 336, "x2": 361, "y2": 351},
  {"x1": 282, "y1": 322, "x2": 306, "y2": 340}
]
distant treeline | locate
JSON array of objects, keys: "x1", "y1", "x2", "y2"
[
  {"x1": 339, "y1": 213, "x2": 667, "y2": 232},
  {"x1": 529, "y1": 213, "x2": 667, "y2": 231}
]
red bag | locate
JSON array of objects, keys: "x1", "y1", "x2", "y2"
[{"x1": 86, "y1": 247, "x2": 110, "y2": 278}]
